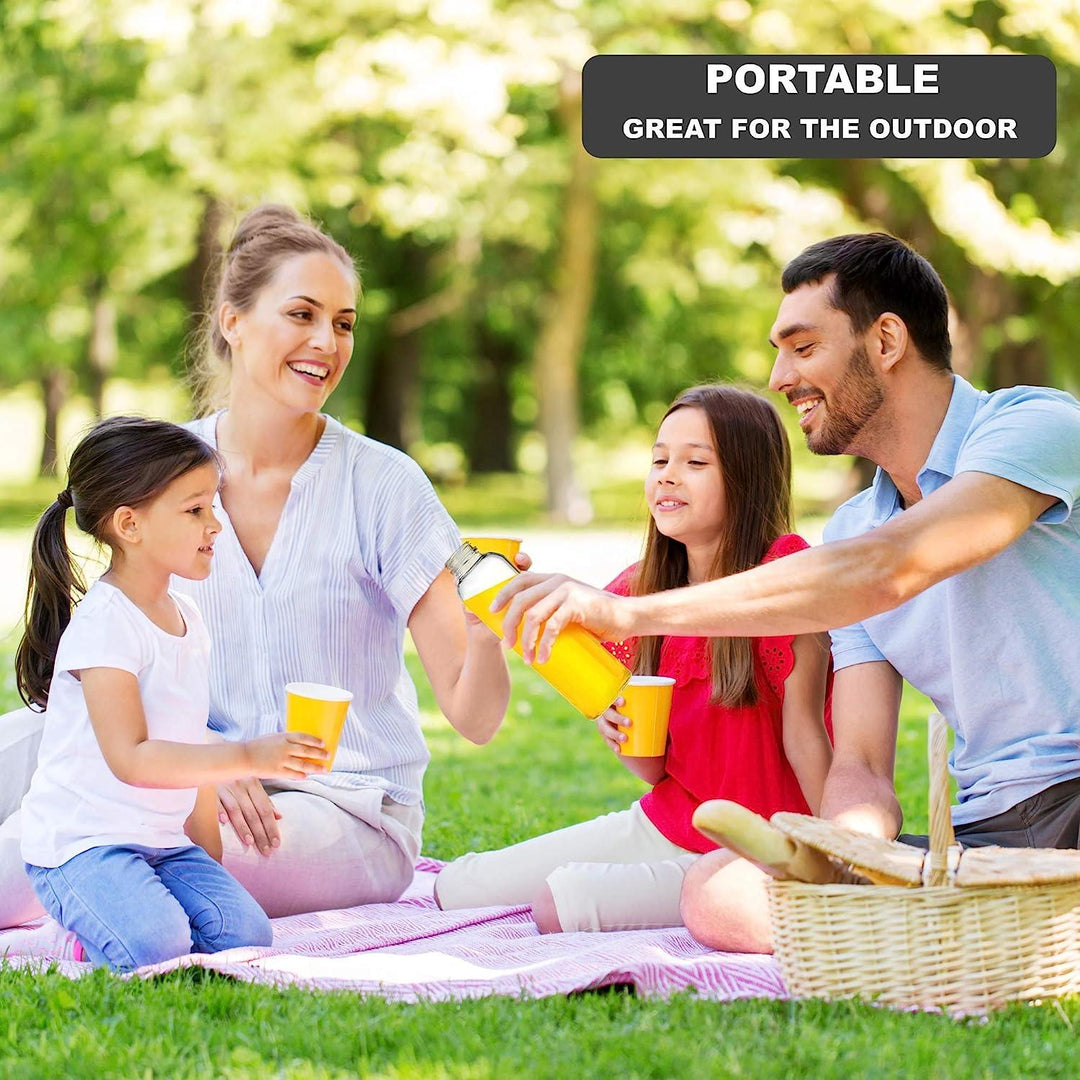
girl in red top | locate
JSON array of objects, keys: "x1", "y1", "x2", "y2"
[{"x1": 435, "y1": 385, "x2": 832, "y2": 932}]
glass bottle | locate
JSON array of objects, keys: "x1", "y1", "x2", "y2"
[{"x1": 446, "y1": 542, "x2": 631, "y2": 720}]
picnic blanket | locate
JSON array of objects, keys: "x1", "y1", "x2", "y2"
[{"x1": 0, "y1": 859, "x2": 785, "y2": 1002}]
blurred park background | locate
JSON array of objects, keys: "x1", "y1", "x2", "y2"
[
  {"x1": 2, "y1": 0, "x2": 1079, "y2": 637},
  {"x1": 3, "y1": 4, "x2": 1080, "y2": 1064}
]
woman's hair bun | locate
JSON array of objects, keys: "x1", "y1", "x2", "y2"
[{"x1": 227, "y1": 204, "x2": 304, "y2": 254}]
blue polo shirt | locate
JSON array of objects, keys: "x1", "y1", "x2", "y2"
[{"x1": 824, "y1": 375, "x2": 1080, "y2": 825}]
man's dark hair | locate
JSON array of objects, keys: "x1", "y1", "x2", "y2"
[{"x1": 782, "y1": 233, "x2": 952, "y2": 370}]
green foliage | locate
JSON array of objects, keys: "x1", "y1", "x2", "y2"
[{"x1": 2, "y1": 0, "x2": 1078, "y2": 482}]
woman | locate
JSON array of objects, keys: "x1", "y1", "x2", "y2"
[{"x1": 0, "y1": 204, "x2": 511, "y2": 923}]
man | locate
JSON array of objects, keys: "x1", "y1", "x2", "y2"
[{"x1": 495, "y1": 233, "x2": 1080, "y2": 951}]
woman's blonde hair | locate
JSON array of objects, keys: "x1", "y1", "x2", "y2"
[{"x1": 189, "y1": 204, "x2": 358, "y2": 415}]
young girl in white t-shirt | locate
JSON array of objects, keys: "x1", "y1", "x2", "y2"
[{"x1": 15, "y1": 416, "x2": 328, "y2": 971}]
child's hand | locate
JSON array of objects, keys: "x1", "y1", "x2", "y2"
[
  {"x1": 596, "y1": 700, "x2": 628, "y2": 754},
  {"x1": 241, "y1": 733, "x2": 329, "y2": 779}
]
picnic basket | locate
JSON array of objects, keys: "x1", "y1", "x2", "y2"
[{"x1": 765, "y1": 715, "x2": 1080, "y2": 1014}]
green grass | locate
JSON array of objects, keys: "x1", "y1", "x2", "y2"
[
  {"x1": 1, "y1": 659, "x2": 1074, "y2": 1078},
  {"x1": 4, "y1": 966, "x2": 1080, "y2": 1080}
]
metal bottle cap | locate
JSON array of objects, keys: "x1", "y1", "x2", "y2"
[{"x1": 446, "y1": 541, "x2": 483, "y2": 581}]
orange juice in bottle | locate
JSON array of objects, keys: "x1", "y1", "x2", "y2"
[{"x1": 446, "y1": 542, "x2": 630, "y2": 720}]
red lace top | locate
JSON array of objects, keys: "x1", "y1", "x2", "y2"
[{"x1": 603, "y1": 533, "x2": 832, "y2": 854}]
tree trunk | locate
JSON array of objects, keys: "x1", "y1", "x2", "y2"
[
  {"x1": 962, "y1": 270, "x2": 1049, "y2": 389},
  {"x1": 533, "y1": 71, "x2": 598, "y2": 522},
  {"x1": 987, "y1": 339, "x2": 1049, "y2": 389},
  {"x1": 87, "y1": 277, "x2": 118, "y2": 417},
  {"x1": 39, "y1": 367, "x2": 70, "y2": 477},
  {"x1": 364, "y1": 330, "x2": 422, "y2": 450},
  {"x1": 364, "y1": 245, "x2": 427, "y2": 449},
  {"x1": 185, "y1": 195, "x2": 229, "y2": 313},
  {"x1": 466, "y1": 325, "x2": 517, "y2": 473}
]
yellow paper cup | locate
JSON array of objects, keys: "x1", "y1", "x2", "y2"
[
  {"x1": 462, "y1": 536, "x2": 523, "y2": 562},
  {"x1": 615, "y1": 675, "x2": 675, "y2": 757},
  {"x1": 285, "y1": 682, "x2": 353, "y2": 768}
]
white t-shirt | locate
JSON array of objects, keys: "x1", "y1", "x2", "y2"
[{"x1": 21, "y1": 580, "x2": 212, "y2": 867}]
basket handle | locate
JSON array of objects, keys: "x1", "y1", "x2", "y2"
[{"x1": 927, "y1": 711, "x2": 955, "y2": 886}]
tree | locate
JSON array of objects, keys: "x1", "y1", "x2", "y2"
[{"x1": 0, "y1": 0, "x2": 188, "y2": 472}]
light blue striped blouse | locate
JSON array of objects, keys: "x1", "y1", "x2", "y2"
[{"x1": 173, "y1": 413, "x2": 462, "y2": 806}]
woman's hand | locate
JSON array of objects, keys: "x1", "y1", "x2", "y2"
[
  {"x1": 491, "y1": 573, "x2": 635, "y2": 664},
  {"x1": 596, "y1": 698, "x2": 667, "y2": 784},
  {"x1": 596, "y1": 700, "x2": 628, "y2": 754},
  {"x1": 463, "y1": 610, "x2": 499, "y2": 637},
  {"x1": 217, "y1": 735, "x2": 327, "y2": 855},
  {"x1": 217, "y1": 776, "x2": 282, "y2": 855}
]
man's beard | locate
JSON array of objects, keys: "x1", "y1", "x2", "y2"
[{"x1": 806, "y1": 343, "x2": 885, "y2": 456}]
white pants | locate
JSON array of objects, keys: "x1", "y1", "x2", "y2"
[
  {"x1": 0, "y1": 706, "x2": 422, "y2": 925},
  {"x1": 436, "y1": 802, "x2": 700, "y2": 932}
]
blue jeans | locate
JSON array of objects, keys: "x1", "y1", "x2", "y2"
[{"x1": 25, "y1": 844, "x2": 273, "y2": 972}]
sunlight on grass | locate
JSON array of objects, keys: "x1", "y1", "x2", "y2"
[{"x1": 2, "y1": 961, "x2": 1079, "y2": 1078}]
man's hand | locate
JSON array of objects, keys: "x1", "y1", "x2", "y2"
[
  {"x1": 462, "y1": 548, "x2": 533, "y2": 633},
  {"x1": 491, "y1": 573, "x2": 636, "y2": 663},
  {"x1": 819, "y1": 662, "x2": 904, "y2": 839}
]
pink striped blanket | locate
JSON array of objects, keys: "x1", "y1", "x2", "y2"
[{"x1": 0, "y1": 859, "x2": 785, "y2": 1002}]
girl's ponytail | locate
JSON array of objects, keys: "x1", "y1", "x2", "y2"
[{"x1": 15, "y1": 493, "x2": 87, "y2": 709}]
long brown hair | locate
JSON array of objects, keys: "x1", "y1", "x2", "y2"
[
  {"x1": 15, "y1": 416, "x2": 220, "y2": 709},
  {"x1": 631, "y1": 385, "x2": 792, "y2": 707},
  {"x1": 189, "y1": 204, "x2": 359, "y2": 415}
]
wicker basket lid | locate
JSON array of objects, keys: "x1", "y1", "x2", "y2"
[
  {"x1": 695, "y1": 717, "x2": 1080, "y2": 888},
  {"x1": 691, "y1": 800, "x2": 868, "y2": 884},
  {"x1": 952, "y1": 846, "x2": 1080, "y2": 887},
  {"x1": 759, "y1": 814, "x2": 1080, "y2": 888},
  {"x1": 770, "y1": 813, "x2": 925, "y2": 886}
]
